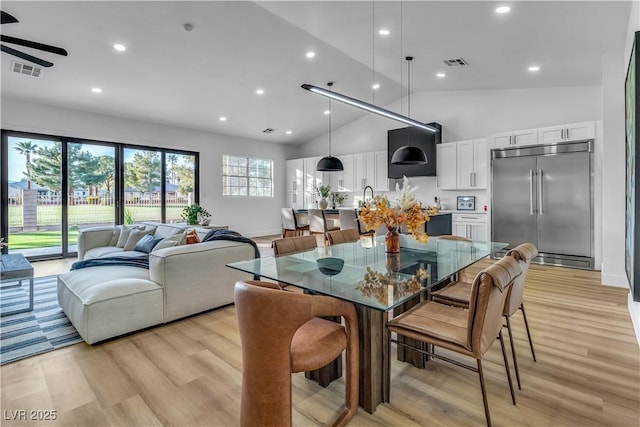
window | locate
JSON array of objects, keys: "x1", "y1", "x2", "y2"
[{"x1": 223, "y1": 155, "x2": 273, "y2": 197}]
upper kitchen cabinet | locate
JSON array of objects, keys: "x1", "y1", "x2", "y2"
[
  {"x1": 303, "y1": 156, "x2": 324, "y2": 193},
  {"x1": 489, "y1": 128, "x2": 538, "y2": 149},
  {"x1": 436, "y1": 143, "x2": 457, "y2": 189},
  {"x1": 374, "y1": 151, "x2": 389, "y2": 192},
  {"x1": 456, "y1": 139, "x2": 487, "y2": 189},
  {"x1": 285, "y1": 159, "x2": 304, "y2": 193},
  {"x1": 352, "y1": 151, "x2": 388, "y2": 192},
  {"x1": 326, "y1": 154, "x2": 355, "y2": 192},
  {"x1": 537, "y1": 122, "x2": 595, "y2": 144}
]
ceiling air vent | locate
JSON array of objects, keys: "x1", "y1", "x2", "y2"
[
  {"x1": 443, "y1": 58, "x2": 469, "y2": 67},
  {"x1": 262, "y1": 128, "x2": 275, "y2": 134},
  {"x1": 12, "y1": 61, "x2": 41, "y2": 77}
]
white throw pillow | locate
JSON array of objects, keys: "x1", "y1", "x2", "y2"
[
  {"x1": 123, "y1": 229, "x2": 154, "y2": 251},
  {"x1": 116, "y1": 225, "x2": 140, "y2": 248},
  {"x1": 152, "y1": 240, "x2": 178, "y2": 251}
]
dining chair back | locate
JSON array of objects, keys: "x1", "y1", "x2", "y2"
[
  {"x1": 234, "y1": 280, "x2": 359, "y2": 427},
  {"x1": 339, "y1": 209, "x2": 359, "y2": 231},
  {"x1": 272, "y1": 235, "x2": 317, "y2": 256},
  {"x1": 280, "y1": 208, "x2": 309, "y2": 238},
  {"x1": 308, "y1": 209, "x2": 339, "y2": 244},
  {"x1": 327, "y1": 229, "x2": 360, "y2": 245}
]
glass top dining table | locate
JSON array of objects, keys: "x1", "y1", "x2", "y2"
[{"x1": 227, "y1": 236, "x2": 508, "y2": 312}]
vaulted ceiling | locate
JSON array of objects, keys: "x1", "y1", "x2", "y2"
[{"x1": 0, "y1": 1, "x2": 631, "y2": 144}]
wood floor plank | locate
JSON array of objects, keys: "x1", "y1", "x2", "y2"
[{"x1": 1, "y1": 261, "x2": 639, "y2": 426}]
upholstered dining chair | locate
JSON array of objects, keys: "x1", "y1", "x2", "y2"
[
  {"x1": 281, "y1": 208, "x2": 309, "y2": 238},
  {"x1": 272, "y1": 235, "x2": 317, "y2": 256},
  {"x1": 326, "y1": 229, "x2": 360, "y2": 245},
  {"x1": 234, "y1": 280, "x2": 359, "y2": 427},
  {"x1": 430, "y1": 242, "x2": 538, "y2": 390},
  {"x1": 340, "y1": 209, "x2": 375, "y2": 242},
  {"x1": 387, "y1": 255, "x2": 521, "y2": 427},
  {"x1": 308, "y1": 209, "x2": 340, "y2": 245}
]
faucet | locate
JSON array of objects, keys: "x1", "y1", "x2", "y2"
[{"x1": 363, "y1": 185, "x2": 374, "y2": 203}]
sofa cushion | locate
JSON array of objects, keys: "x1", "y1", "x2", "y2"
[
  {"x1": 153, "y1": 224, "x2": 185, "y2": 239},
  {"x1": 116, "y1": 225, "x2": 140, "y2": 248},
  {"x1": 124, "y1": 229, "x2": 154, "y2": 251},
  {"x1": 99, "y1": 250, "x2": 147, "y2": 258},
  {"x1": 109, "y1": 226, "x2": 121, "y2": 246},
  {"x1": 84, "y1": 246, "x2": 125, "y2": 260},
  {"x1": 134, "y1": 235, "x2": 163, "y2": 253}
]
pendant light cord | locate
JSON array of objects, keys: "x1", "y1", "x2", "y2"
[
  {"x1": 372, "y1": 0, "x2": 375, "y2": 105},
  {"x1": 400, "y1": 0, "x2": 404, "y2": 116},
  {"x1": 328, "y1": 82, "x2": 333, "y2": 156},
  {"x1": 407, "y1": 57, "x2": 412, "y2": 119}
]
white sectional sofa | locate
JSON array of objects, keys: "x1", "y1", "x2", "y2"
[{"x1": 58, "y1": 223, "x2": 255, "y2": 344}]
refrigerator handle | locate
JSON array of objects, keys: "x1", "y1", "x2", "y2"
[
  {"x1": 529, "y1": 170, "x2": 534, "y2": 215},
  {"x1": 538, "y1": 169, "x2": 543, "y2": 215}
]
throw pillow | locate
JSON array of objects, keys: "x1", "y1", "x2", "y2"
[
  {"x1": 109, "y1": 225, "x2": 121, "y2": 246},
  {"x1": 123, "y1": 229, "x2": 154, "y2": 251},
  {"x1": 116, "y1": 225, "x2": 139, "y2": 248},
  {"x1": 134, "y1": 234, "x2": 164, "y2": 253},
  {"x1": 185, "y1": 229, "x2": 200, "y2": 245},
  {"x1": 152, "y1": 239, "x2": 178, "y2": 251}
]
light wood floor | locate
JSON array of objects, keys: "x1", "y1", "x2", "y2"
[{"x1": 2, "y1": 260, "x2": 638, "y2": 426}]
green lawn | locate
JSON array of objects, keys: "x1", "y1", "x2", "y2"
[
  {"x1": 8, "y1": 205, "x2": 186, "y2": 226},
  {"x1": 8, "y1": 230, "x2": 80, "y2": 249}
]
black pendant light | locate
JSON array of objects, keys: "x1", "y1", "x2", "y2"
[
  {"x1": 391, "y1": 56, "x2": 428, "y2": 165},
  {"x1": 317, "y1": 82, "x2": 344, "y2": 172}
]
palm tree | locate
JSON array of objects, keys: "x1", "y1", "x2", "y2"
[{"x1": 14, "y1": 140, "x2": 38, "y2": 190}]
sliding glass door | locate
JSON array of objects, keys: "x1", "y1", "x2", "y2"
[
  {"x1": 123, "y1": 147, "x2": 162, "y2": 223},
  {"x1": 6, "y1": 136, "x2": 63, "y2": 257},
  {"x1": 166, "y1": 152, "x2": 196, "y2": 223},
  {"x1": 67, "y1": 142, "x2": 116, "y2": 252}
]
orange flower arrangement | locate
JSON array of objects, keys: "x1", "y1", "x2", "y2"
[{"x1": 358, "y1": 176, "x2": 434, "y2": 244}]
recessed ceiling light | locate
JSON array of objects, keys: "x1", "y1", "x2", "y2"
[
  {"x1": 256, "y1": 89, "x2": 264, "y2": 95},
  {"x1": 436, "y1": 73, "x2": 446, "y2": 78},
  {"x1": 372, "y1": 83, "x2": 380, "y2": 90},
  {"x1": 91, "y1": 87, "x2": 102, "y2": 93},
  {"x1": 528, "y1": 65, "x2": 540, "y2": 72},
  {"x1": 378, "y1": 29, "x2": 390, "y2": 36},
  {"x1": 306, "y1": 51, "x2": 315, "y2": 59},
  {"x1": 113, "y1": 44, "x2": 126, "y2": 52},
  {"x1": 324, "y1": 110, "x2": 331, "y2": 115},
  {"x1": 286, "y1": 130, "x2": 293, "y2": 135},
  {"x1": 219, "y1": 116, "x2": 227, "y2": 121},
  {"x1": 496, "y1": 6, "x2": 511, "y2": 14}
]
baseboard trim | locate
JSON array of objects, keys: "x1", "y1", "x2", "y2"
[
  {"x1": 244, "y1": 229, "x2": 281, "y2": 238},
  {"x1": 601, "y1": 273, "x2": 629, "y2": 288},
  {"x1": 628, "y1": 295, "x2": 640, "y2": 349}
]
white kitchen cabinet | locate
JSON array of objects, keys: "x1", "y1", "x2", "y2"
[
  {"x1": 354, "y1": 152, "x2": 376, "y2": 192},
  {"x1": 286, "y1": 191, "x2": 304, "y2": 210},
  {"x1": 456, "y1": 139, "x2": 487, "y2": 189},
  {"x1": 452, "y1": 213, "x2": 488, "y2": 241},
  {"x1": 436, "y1": 143, "x2": 457, "y2": 189},
  {"x1": 374, "y1": 151, "x2": 389, "y2": 192},
  {"x1": 537, "y1": 121, "x2": 595, "y2": 144},
  {"x1": 285, "y1": 159, "x2": 304, "y2": 193},
  {"x1": 489, "y1": 128, "x2": 538, "y2": 148},
  {"x1": 325, "y1": 154, "x2": 355, "y2": 192},
  {"x1": 303, "y1": 156, "x2": 324, "y2": 193}
]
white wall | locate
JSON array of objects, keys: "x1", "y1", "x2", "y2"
[
  {"x1": 623, "y1": 0, "x2": 640, "y2": 346},
  {"x1": 1, "y1": 97, "x2": 297, "y2": 237}
]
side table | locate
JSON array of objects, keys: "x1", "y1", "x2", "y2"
[{"x1": 0, "y1": 253, "x2": 34, "y2": 316}]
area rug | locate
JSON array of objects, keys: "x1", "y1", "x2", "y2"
[{"x1": 1, "y1": 275, "x2": 83, "y2": 365}]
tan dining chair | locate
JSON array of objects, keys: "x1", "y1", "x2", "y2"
[
  {"x1": 272, "y1": 235, "x2": 317, "y2": 256},
  {"x1": 387, "y1": 255, "x2": 521, "y2": 427},
  {"x1": 281, "y1": 208, "x2": 309, "y2": 238},
  {"x1": 326, "y1": 229, "x2": 360, "y2": 245},
  {"x1": 308, "y1": 208, "x2": 339, "y2": 245},
  {"x1": 431, "y1": 242, "x2": 538, "y2": 390},
  {"x1": 234, "y1": 280, "x2": 359, "y2": 427}
]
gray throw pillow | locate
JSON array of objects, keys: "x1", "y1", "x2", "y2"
[
  {"x1": 123, "y1": 229, "x2": 154, "y2": 251},
  {"x1": 152, "y1": 239, "x2": 178, "y2": 252},
  {"x1": 134, "y1": 234, "x2": 164, "y2": 253}
]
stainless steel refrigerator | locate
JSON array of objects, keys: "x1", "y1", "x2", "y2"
[{"x1": 491, "y1": 140, "x2": 594, "y2": 269}]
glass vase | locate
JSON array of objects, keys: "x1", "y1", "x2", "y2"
[{"x1": 385, "y1": 226, "x2": 400, "y2": 253}]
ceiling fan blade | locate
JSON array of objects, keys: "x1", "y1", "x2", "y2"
[
  {"x1": 1, "y1": 35, "x2": 67, "y2": 56},
  {"x1": 1, "y1": 44, "x2": 53, "y2": 67},
  {"x1": 1, "y1": 11, "x2": 18, "y2": 24}
]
